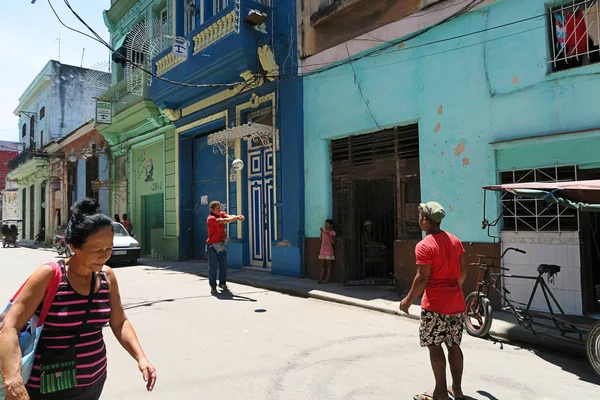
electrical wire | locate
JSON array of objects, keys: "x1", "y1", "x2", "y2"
[
  {"x1": 289, "y1": 0, "x2": 551, "y2": 76},
  {"x1": 48, "y1": 0, "x2": 104, "y2": 44},
  {"x1": 59, "y1": 0, "x2": 248, "y2": 89},
  {"x1": 345, "y1": 43, "x2": 381, "y2": 130}
]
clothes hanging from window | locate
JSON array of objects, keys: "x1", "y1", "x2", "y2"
[
  {"x1": 556, "y1": 9, "x2": 590, "y2": 58},
  {"x1": 586, "y1": 2, "x2": 600, "y2": 47},
  {"x1": 567, "y1": 9, "x2": 589, "y2": 56}
]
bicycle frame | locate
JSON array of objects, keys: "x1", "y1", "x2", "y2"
[{"x1": 471, "y1": 252, "x2": 587, "y2": 341}]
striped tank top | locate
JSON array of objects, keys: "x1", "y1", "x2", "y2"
[{"x1": 26, "y1": 263, "x2": 112, "y2": 389}]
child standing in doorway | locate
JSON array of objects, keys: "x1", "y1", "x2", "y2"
[{"x1": 319, "y1": 219, "x2": 336, "y2": 284}]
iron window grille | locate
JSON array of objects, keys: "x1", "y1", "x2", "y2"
[
  {"x1": 499, "y1": 165, "x2": 579, "y2": 232},
  {"x1": 185, "y1": 0, "x2": 197, "y2": 35},
  {"x1": 549, "y1": 0, "x2": 600, "y2": 71}
]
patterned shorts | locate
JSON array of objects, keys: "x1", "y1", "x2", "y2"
[{"x1": 419, "y1": 309, "x2": 464, "y2": 347}]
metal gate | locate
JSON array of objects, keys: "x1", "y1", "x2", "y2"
[
  {"x1": 247, "y1": 143, "x2": 275, "y2": 268},
  {"x1": 331, "y1": 124, "x2": 420, "y2": 286}
]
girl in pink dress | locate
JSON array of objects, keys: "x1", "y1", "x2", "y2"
[{"x1": 318, "y1": 219, "x2": 336, "y2": 284}]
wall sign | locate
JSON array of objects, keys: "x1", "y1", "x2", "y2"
[
  {"x1": 96, "y1": 101, "x2": 112, "y2": 124},
  {"x1": 201, "y1": 195, "x2": 208, "y2": 206},
  {"x1": 172, "y1": 43, "x2": 188, "y2": 59}
]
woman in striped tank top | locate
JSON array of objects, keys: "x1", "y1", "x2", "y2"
[{"x1": 0, "y1": 199, "x2": 156, "y2": 400}]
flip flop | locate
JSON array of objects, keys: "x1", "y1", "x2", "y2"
[
  {"x1": 413, "y1": 393, "x2": 435, "y2": 400},
  {"x1": 448, "y1": 388, "x2": 465, "y2": 400}
]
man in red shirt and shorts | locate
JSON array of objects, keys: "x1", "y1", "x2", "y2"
[
  {"x1": 400, "y1": 202, "x2": 467, "y2": 400},
  {"x1": 206, "y1": 201, "x2": 245, "y2": 295}
]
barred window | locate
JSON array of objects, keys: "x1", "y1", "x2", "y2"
[
  {"x1": 550, "y1": 0, "x2": 600, "y2": 72},
  {"x1": 500, "y1": 165, "x2": 579, "y2": 232}
]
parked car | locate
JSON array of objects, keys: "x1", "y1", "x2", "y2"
[{"x1": 110, "y1": 222, "x2": 141, "y2": 265}]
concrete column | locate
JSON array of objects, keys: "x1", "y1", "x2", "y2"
[
  {"x1": 99, "y1": 154, "x2": 109, "y2": 215},
  {"x1": 34, "y1": 182, "x2": 42, "y2": 241},
  {"x1": 77, "y1": 158, "x2": 86, "y2": 201},
  {"x1": 18, "y1": 186, "x2": 25, "y2": 240},
  {"x1": 304, "y1": 136, "x2": 332, "y2": 238},
  {"x1": 24, "y1": 185, "x2": 31, "y2": 241}
]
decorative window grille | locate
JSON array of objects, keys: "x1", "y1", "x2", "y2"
[
  {"x1": 499, "y1": 165, "x2": 579, "y2": 232},
  {"x1": 550, "y1": 0, "x2": 600, "y2": 71},
  {"x1": 185, "y1": 0, "x2": 197, "y2": 35},
  {"x1": 214, "y1": 0, "x2": 229, "y2": 14}
]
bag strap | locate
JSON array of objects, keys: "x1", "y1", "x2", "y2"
[
  {"x1": 39, "y1": 263, "x2": 62, "y2": 326},
  {"x1": 9, "y1": 262, "x2": 63, "y2": 326},
  {"x1": 72, "y1": 272, "x2": 96, "y2": 340}
]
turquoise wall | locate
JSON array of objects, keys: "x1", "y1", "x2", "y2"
[{"x1": 303, "y1": 0, "x2": 600, "y2": 243}]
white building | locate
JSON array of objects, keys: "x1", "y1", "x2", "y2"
[{"x1": 7, "y1": 61, "x2": 110, "y2": 243}]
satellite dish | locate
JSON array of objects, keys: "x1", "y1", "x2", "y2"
[{"x1": 125, "y1": 19, "x2": 170, "y2": 96}]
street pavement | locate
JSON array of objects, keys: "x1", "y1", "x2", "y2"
[{"x1": 1, "y1": 247, "x2": 599, "y2": 399}]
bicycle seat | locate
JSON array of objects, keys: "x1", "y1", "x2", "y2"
[{"x1": 538, "y1": 264, "x2": 561, "y2": 275}]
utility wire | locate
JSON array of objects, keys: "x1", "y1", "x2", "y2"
[
  {"x1": 60, "y1": 0, "x2": 248, "y2": 89},
  {"x1": 48, "y1": 0, "x2": 104, "y2": 44},
  {"x1": 345, "y1": 43, "x2": 381, "y2": 130}
]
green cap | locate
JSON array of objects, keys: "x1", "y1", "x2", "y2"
[{"x1": 420, "y1": 201, "x2": 446, "y2": 222}]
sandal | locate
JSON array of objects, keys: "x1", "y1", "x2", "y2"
[
  {"x1": 413, "y1": 393, "x2": 435, "y2": 400},
  {"x1": 448, "y1": 388, "x2": 465, "y2": 400}
]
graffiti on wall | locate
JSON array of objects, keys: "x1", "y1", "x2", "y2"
[{"x1": 135, "y1": 148, "x2": 162, "y2": 192}]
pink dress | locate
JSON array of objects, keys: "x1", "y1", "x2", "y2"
[{"x1": 319, "y1": 230, "x2": 336, "y2": 260}]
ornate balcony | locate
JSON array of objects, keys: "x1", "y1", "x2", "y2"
[{"x1": 8, "y1": 147, "x2": 49, "y2": 172}]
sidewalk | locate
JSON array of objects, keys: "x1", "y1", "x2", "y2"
[{"x1": 139, "y1": 257, "x2": 586, "y2": 356}]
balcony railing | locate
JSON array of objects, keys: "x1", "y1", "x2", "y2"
[
  {"x1": 98, "y1": 79, "x2": 129, "y2": 102},
  {"x1": 8, "y1": 147, "x2": 49, "y2": 172}
]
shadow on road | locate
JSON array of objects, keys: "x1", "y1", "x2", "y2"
[
  {"x1": 485, "y1": 334, "x2": 600, "y2": 385},
  {"x1": 123, "y1": 290, "x2": 265, "y2": 310},
  {"x1": 475, "y1": 390, "x2": 498, "y2": 400},
  {"x1": 214, "y1": 291, "x2": 258, "y2": 302}
]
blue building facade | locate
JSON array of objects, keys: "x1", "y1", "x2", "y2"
[
  {"x1": 302, "y1": 0, "x2": 600, "y2": 315},
  {"x1": 150, "y1": 0, "x2": 304, "y2": 276}
]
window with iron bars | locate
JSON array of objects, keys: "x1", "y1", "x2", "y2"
[
  {"x1": 549, "y1": 0, "x2": 600, "y2": 72},
  {"x1": 500, "y1": 165, "x2": 579, "y2": 232}
]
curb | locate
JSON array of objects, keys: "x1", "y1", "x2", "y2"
[{"x1": 144, "y1": 261, "x2": 587, "y2": 357}]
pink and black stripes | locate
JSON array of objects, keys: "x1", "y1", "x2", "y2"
[{"x1": 27, "y1": 266, "x2": 111, "y2": 389}]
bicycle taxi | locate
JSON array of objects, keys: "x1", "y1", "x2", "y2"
[
  {"x1": 465, "y1": 179, "x2": 600, "y2": 376},
  {"x1": 1, "y1": 219, "x2": 22, "y2": 248}
]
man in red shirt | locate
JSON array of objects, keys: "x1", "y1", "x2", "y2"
[
  {"x1": 400, "y1": 202, "x2": 467, "y2": 400},
  {"x1": 206, "y1": 201, "x2": 245, "y2": 294}
]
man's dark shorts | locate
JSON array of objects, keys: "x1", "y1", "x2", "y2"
[{"x1": 419, "y1": 309, "x2": 464, "y2": 347}]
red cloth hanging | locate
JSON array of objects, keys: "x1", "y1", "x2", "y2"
[{"x1": 566, "y1": 9, "x2": 589, "y2": 56}]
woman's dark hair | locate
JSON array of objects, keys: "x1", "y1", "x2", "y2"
[
  {"x1": 66, "y1": 198, "x2": 114, "y2": 248},
  {"x1": 114, "y1": 214, "x2": 121, "y2": 222},
  {"x1": 325, "y1": 219, "x2": 334, "y2": 226}
]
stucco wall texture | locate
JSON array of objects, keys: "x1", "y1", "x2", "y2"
[{"x1": 303, "y1": 0, "x2": 600, "y2": 243}]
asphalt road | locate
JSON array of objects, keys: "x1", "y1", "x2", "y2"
[{"x1": 1, "y1": 246, "x2": 599, "y2": 399}]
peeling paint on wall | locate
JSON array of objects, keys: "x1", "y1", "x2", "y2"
[
  {"x1": 512, "y1": 75, "x2": 519, "y2": 84},
  {"x1": 434, "y1": 122, "x2": 441, "y2": 133},
  {"x1": 449, "y1": 205, "x2": 454, "y2": 213},
  {"x1": 441, "y1": 150, "x2": 445, "y2": 156},
  {"x1": 462, "y1": 157, "x2": 471, "y2": 166},
  {"x1": 454, "y1": 142, "x2": 466, "y2": 155},
  {"x1": 438, "y1": 105, "x2": 443, "y2": 115}
]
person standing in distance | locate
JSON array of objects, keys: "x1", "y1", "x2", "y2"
[
  {"x1": 399, "y1": 202, "x2": 467, "y2": 400},
  {"x1": 206, "y1": 201, "x2": 245, "y2": 295}
]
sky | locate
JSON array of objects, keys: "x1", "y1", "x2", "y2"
[{"x1": 0, "y1": 0, "x2": 110, "y2": 142}]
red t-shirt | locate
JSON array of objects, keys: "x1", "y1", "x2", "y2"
[
  {"x1": 206, "y1": 212, "x2": 227, "y2": 244},
  {"x1": 415, "y1": 231, "x2": 466, "y2": 315}
]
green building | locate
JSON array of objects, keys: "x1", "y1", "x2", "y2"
[{"x1": 99, "y1": 0, "x2": 178, "y2": 260}]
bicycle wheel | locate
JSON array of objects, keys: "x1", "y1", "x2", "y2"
[
  {"x1": 587, "y1": 321, "x2": 600, "y2": 377},
  {"x1": 465, "y1": 292, "x2": 493, "y2": 338}
]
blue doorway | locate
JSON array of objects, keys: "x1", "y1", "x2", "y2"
[{"x1": 192, "y1": 136, "x2": 226, "y2": 259}]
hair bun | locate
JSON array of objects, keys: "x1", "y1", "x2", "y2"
[{"x1": 71, "y1": 198, "x2": 101, "y2": 217}]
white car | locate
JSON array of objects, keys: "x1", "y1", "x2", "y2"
[{"x1": 109, "y1": 222, "x2": 141, "y2": 265}]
